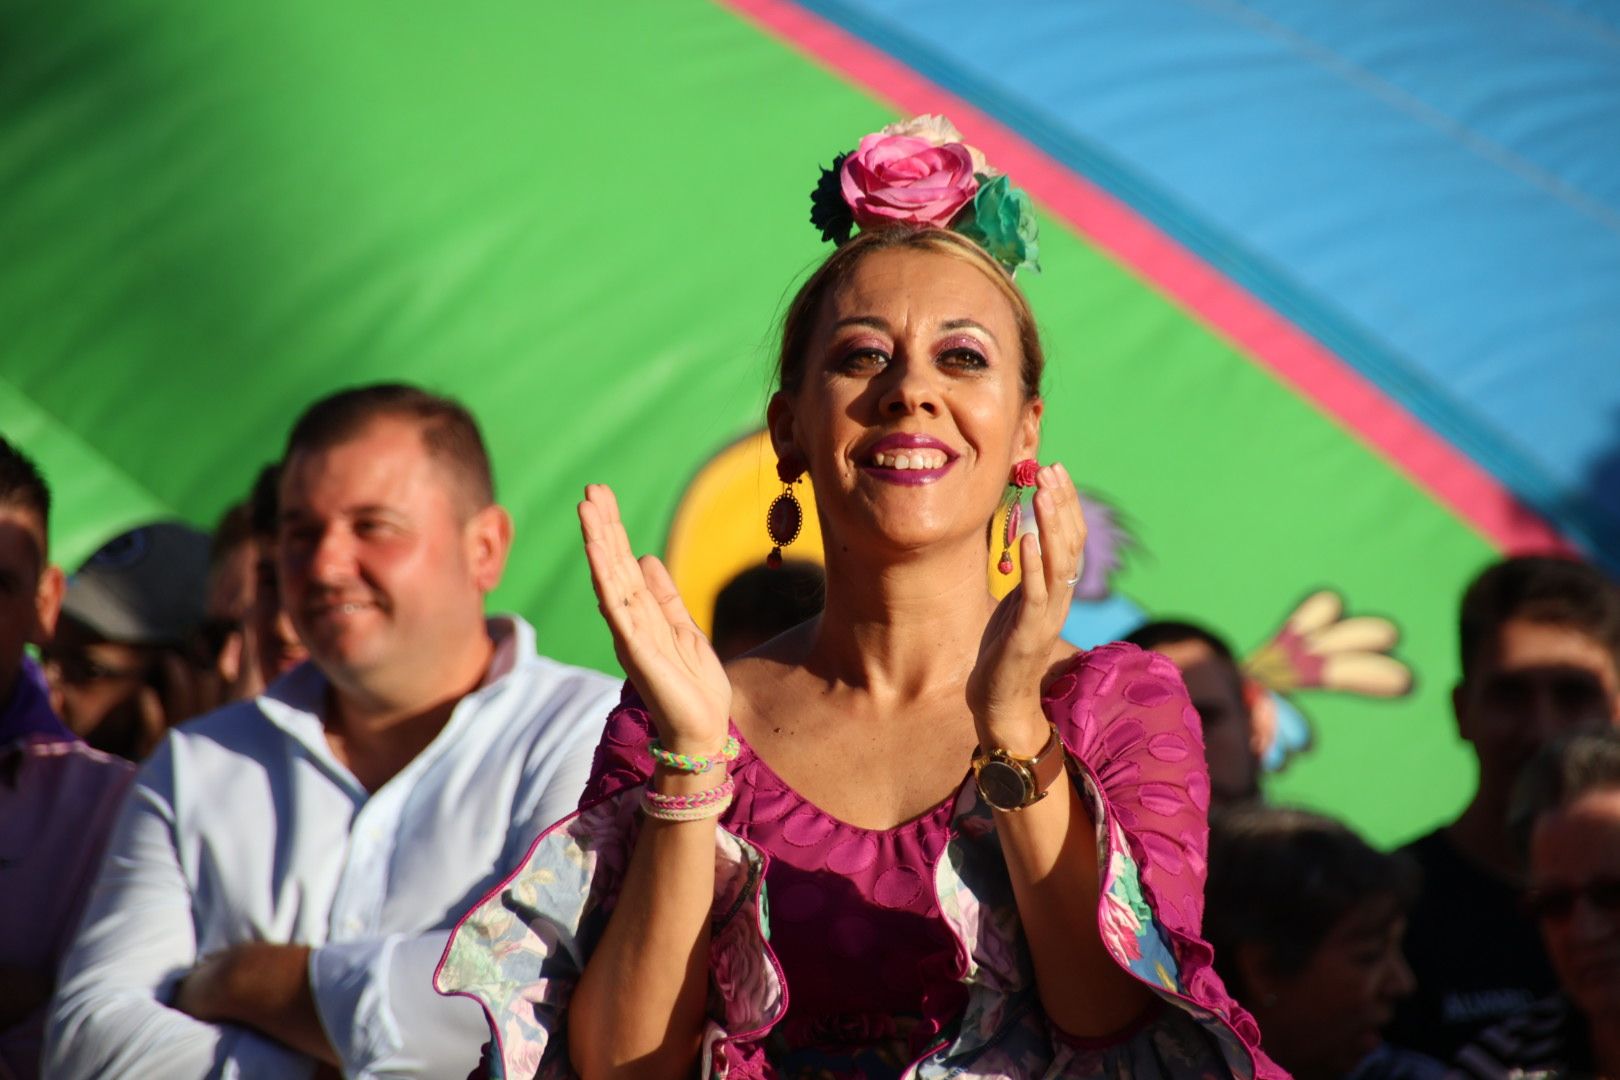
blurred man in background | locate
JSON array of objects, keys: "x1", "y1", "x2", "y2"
[
  {"x1": 1389, "y1": 555, "x2": 1620, "y2": 1058},
  {"x1": 201, "y1": 463, "x2": 308, "y2": 703},
  {"x1": 245, "y1": 461, "x2": 307, "y2": 686},
  {"x1": 1126, "y1": 618, "x2": 1265, "y2": 811},
  {"x1": 0, "y1": 437, "x2": 133, "y2": 1080},
  {"x1": 1454, "y1": 730, "x2": 1620, "y2": 1076},
  {"x1": 203, "y1": 499, "x2": 260, "y2": 698},
  {"x1": 42, "y1": 520, "x2": 213, "y2": 760}
]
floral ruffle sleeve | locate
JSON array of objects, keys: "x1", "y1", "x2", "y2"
[
  {"x1": 434, "y1": 690, "x2": 785, "y2": 1079},
  {"x1": 960, "y1": 641, "x2": 1283, "y2": 1078}
]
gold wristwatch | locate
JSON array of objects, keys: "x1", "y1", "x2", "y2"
[{"x1": 971, "y1": 723, "x2": 1066, "y2": 812}]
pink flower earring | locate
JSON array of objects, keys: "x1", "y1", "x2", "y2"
[{"x1": 997, "y1": 459, "x2": 1039, "y2": 575}]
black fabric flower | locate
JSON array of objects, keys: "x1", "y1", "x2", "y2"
[{"x1": 808, "y1": 152, "x2": 854, "y2": 245}]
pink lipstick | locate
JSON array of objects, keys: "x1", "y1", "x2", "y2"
[{"x1": 859, "y1": 433, "x2": 959, "y2": 486}]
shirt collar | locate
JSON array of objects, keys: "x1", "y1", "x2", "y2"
[
  {"x1": 0, "y1": 655, "x2": 76, "y2": 748},
  {"x1": 255, "y1": 614, "x2": 534, "y2": 739}
]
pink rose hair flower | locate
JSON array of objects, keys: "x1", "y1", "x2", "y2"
[
  {"x1": 839, "y1": 133, "x2": 979, "y2": 230},
  {"x1": 808, "y1": 115, "x2": 1041, "y2": 276}
]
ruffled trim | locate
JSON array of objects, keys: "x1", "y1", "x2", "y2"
[
  {"x1": 434, "y1": 787, "x2": 787, "y2": 1079},
  {"x1": 1047, "y1": 645, "x2": 1276, "y2": 1074}
]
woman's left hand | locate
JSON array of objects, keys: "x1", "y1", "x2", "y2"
[{"x1": 967, "y1": 462, "x2": 1088, "y2": 749}]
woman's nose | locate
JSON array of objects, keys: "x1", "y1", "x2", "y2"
[{"x1": 877, "y1": 355, "x2": 941, "y2": 417}]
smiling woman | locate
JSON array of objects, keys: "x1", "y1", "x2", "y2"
[{"x1": 436, "y1": 117, "x2": 1279, "y2": 1080}]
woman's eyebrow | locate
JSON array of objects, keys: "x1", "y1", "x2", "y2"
[
  {"x1": 831, "y1": 315, "x2": 891, "y2": 333},
  {"x1": 832, "y1": 315, "x2": 998, "y2": 343},
  {"x1": 940, "y1": 318, "x2": 997, "y2": 344}
]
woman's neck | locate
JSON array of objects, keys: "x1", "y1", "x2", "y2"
[{"x1": 806, "y1": 533, "x2": 999, "y2": 701}]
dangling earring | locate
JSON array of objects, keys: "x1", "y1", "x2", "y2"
[
  {"x1": 766, "y1": 461, "x2": 804, "y2": 569},
  {"x1": 997, "y1": 459, "x2": 1039, "y2": 575}
]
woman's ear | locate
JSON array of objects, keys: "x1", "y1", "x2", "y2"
[
  {"x1": 766, "y1": 391, "x2": 801, "y2": 475},
  {"x1": 1015, "y1": 396, "x2": 1044, "y2": 464}
]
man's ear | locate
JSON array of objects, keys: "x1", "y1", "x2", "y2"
[
  {"x1": 1015, "y1": 396, "x2": 1043, "y2": 465},
  {"x1": 30, "y1": 564, "x2": 64, "y2": 648},
  {"x1": 467, "y1": 505, "x2": 514, "y2": 594},
  {"x1": 1244, "y1": 678, "x2": 1277, "y2": 760}
]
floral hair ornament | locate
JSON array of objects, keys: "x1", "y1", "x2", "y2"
[{"x1": 809, "y1": 114, "x2": 1041, "y2": 277}]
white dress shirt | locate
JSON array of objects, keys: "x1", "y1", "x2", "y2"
[{"x1": 46, "y1": 616, "x2": 621, "y2": 1080}]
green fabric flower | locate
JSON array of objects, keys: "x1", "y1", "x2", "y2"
[
  {"x1": 958, "y1": 174, "x2": 1040, "y2": 276},
  {"x1": 808, "y1": 152, "x2": 854, "y2": 244}
]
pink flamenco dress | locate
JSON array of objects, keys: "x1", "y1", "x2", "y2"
[{"x1": 435, "y1": 643, "x2": 1285, "y2": 1079}]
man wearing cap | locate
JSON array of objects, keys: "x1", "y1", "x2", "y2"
[
  {"x1": 43, "y1": 520, "x2": 214, "y2": 760},
  {"x1": 46, "y1": 385, "x2": 621, "y2": 1079},
  {"x1": 0, "y1": 437, "x2": 134, "y2": 1080}
]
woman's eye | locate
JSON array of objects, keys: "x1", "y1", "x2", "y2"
[
  {"x1": 938, "y1": 347, "x2": 988, "y2": 370},
  {"x1": 838, "y1": 348, "x2": 888, "y2": 373}
]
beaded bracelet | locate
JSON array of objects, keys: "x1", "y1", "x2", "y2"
[
  {"x1": 641, "y1": 779, "x2": 736, "y2": 823},
  {"x1": 647, "y1": 736, "x2": 740, "y2": 775}
]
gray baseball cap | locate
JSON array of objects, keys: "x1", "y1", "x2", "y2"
[{"x1": 62, "y1": 521, "x2": 212, "y2": 646}]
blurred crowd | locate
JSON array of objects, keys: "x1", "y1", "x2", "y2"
[{"x1": 3, "y1": 383, "x2": 1618, "y2": 1079}]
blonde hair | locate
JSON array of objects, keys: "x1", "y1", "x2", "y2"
[{"x1": 776, "y1": 227, "x2": 1045, "y2": 399}]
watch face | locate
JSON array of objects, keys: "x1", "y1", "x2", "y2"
[{"x1": 976, "y1": 760, "x2": 1030, "y2": 810}]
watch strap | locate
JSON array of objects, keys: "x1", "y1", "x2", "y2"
[
  {"x1": 1024, "y1": 723, "x2": 1067, "y2": 805},
  {"x1": 973, "y1": 723, "x2": 1067, "y2": 811}
]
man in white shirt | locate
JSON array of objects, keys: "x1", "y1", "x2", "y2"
[{"x1": 46, "y1": 384, "x2": 622, "y2": 1079}]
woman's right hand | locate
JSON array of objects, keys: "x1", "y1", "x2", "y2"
[{"x1": 578, "y1": 483, "x2": 731, "y2": 753}]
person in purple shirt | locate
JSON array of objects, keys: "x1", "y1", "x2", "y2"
[{"x1": 0, "y1": 436, "x2": 134, "y2": 1080}]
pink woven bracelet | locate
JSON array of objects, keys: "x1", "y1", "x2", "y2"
[{"x1": 643, "y1": 777, "x2": 735, "y2": 812}]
